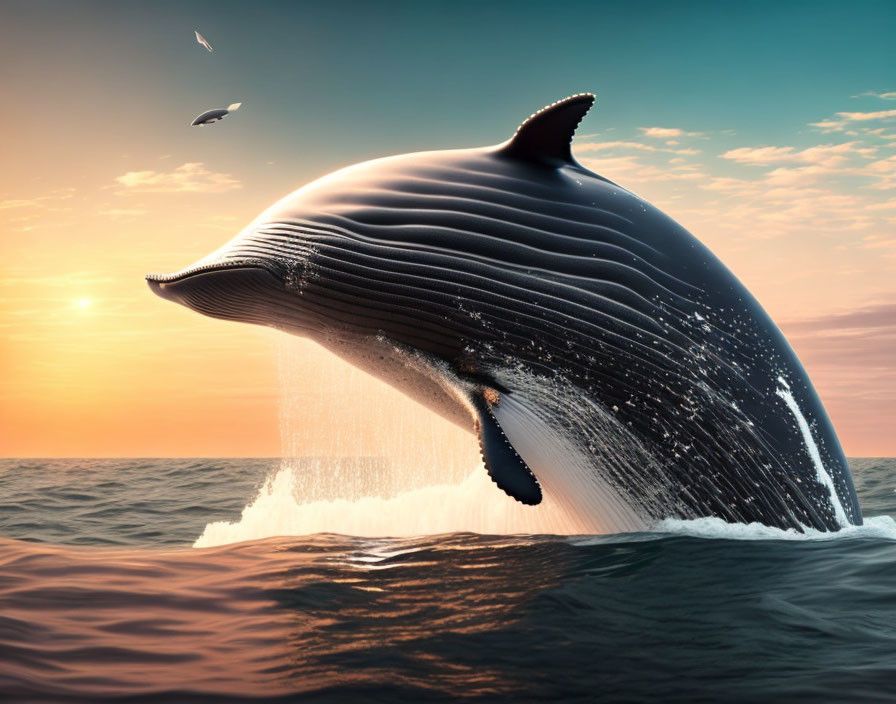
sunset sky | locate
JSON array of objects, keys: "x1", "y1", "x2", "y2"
[{"x1": 1, "y1": 0, "x2": 895, "y2": 457}]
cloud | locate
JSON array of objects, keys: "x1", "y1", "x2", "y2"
[
  {"x1": 0, "y1": 188, "x2": 76, "y2": 211},
  {"x1": 720, "y1": 146, "x2": 800, "y2": 165},
  {"x1": 577, "y1": 140, "x2": 659, "y2": 152},
  {"x1": 639, "y1": 127, "x2": 688, "y2": 138},
  {"x1": 717, "y1": 136, "x2": 893, "y2": 191},
  {"x1": 694, "y1": 164, "x2": 888, "y2": 238},
  {"x1": 0, "y1": 198, "x2": 42, "y2": 210},
  {"x1": 866, "y1": 155, "x2": 896, "y2": 174},
  {"x1": 114, "y1": 162, "x2": 242, "y2": 193},
  {"x1": 808, "y1": 120, "x2": 844, "y2": 132},
  {"x1": 810, "y1": 109, "x2": 896, "y2": 132},
  {"x1": 784, "y1": 302, "x2": 896, "y2": 335},
  {"x1": 864, "y1": 155, "x2": 896, "y2": 191},
  {"x1": 579, "y1": 154, "x2": 707, "y2": 183},
  {"x1": 854, "y1": 91, "x2": 896, "y2": 101},
  {"x1": 720, "y1": 142, "x2": 874, "y2": 168},
  {"x1": 834, "y1": 109, "x2": 896, "y2": 122},
  {"x1": 576, "y1": 140, "x2": 701, "y2": 156},
  {"x1": 865, "y1": 199, "x2": 896, "y2": 211},
  {"x1": 781, "y1": 303, "x2": 896, "y2": 383},
  {"x1": 763, "y1": 164, "x2": 844, "y2": 187}
]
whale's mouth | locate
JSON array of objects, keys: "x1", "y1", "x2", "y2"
[
  {"x1": 145, "y1": 258, "x2": 273, "y2": 285},
  {"x1": 145, "y1": 259, "x2": 290, "y2": 328}
]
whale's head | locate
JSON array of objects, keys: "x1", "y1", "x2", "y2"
[
  {"x1": 145, "y1": 145, "x2": 485, "y2": 349},
  {"x1": 147, "y1": 94, "x2": 600, "y2": 351}
]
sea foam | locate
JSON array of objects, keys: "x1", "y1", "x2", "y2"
[
  {"x1": 194, "y1": 462, "x2": 578, "y2": 547},
  {"x1": 656, "y1": 514, "x2": 896, "y2": 541},
  {"x1": 194, "y1": 461, "x2": 896, "y2": 548}
]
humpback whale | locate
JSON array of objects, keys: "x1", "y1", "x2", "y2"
[{"x1": 148, "y1": 94, "x2": 862, "y2": 533}]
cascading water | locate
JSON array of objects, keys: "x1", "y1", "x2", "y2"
[
  {"x1": 272, "y1": 333, "x2": 479, "y2": 498},
  {"x1": 194, "y1": 336, "x2": 579, "y2": 546}
]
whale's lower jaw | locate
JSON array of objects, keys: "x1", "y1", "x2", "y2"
[{"x1": 146, "y1": 263, "x2": 317, "y2": 335}]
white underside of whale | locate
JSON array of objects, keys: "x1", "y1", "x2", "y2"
[{"x1": 492, "y1": 391, "x2": 647, "y2": 533}]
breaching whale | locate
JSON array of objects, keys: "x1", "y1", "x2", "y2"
[{"x1": 148, "y1": 94, "x2": 862, "y2": 532}]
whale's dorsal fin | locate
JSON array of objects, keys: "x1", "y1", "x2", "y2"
[
  {"x1": 500, "y1": 93, "x2": 595, "y2": 167},
  {"x1": 475, "y1": 390, "x2": 542, "y2": 505}
]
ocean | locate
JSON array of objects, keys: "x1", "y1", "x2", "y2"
[{"x1": 0, "y1": 457, "x2": 894, "y2": 702}]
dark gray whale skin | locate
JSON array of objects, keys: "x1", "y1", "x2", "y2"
[
  {"x1": 191, "y1": 108, "x2": 230, "y2": 126},
  {"x1": 148, "y1": 95, "x2": 862, "y2": 532}
]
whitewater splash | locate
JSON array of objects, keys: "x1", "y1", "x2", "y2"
[
  {"x1": 656, "y1": 515, "x2": 896, "y2": 541},
  {"x1": 194, "y1": 461, "x2": 896, "y2": 548},
  {"x1": 196, "y1": 335, "x2": 589, "y2": 547},
  {"x1": 194, "y1": 462, "x2": 579, "y2": 547}
]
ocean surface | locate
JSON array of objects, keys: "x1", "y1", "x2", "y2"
[{"x1": 0, "y1": 457, "x2": 894, "y2": 702}]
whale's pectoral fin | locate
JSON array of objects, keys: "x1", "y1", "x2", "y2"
[
  {"x1": 475, "y1": 391, "x2": 542, "y2": 505},
  {"x1": 500, "y1": 93, "x2": 595, "y2": 167}
]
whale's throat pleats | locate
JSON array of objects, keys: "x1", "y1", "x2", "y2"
[{"x1": 500, "y1": 93, "x2": 595, "y2": 167}]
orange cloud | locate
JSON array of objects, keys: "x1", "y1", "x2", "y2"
[
  {"x1": 114, "y1": 163, "x2": 242, "y2": 194},
  {"x1": 810, "y1": 108, "x2": 896, "y2": 132},
  {"x1": 720, "y1": 142, "x2": 875, "y2": 167},
  {"x1": 640, "y1": 126, "x2": 684, "y2": 138}
]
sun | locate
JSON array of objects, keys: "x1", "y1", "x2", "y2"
[{"x1": 76, "y1": 298, "x2": 92, "y2": 310}]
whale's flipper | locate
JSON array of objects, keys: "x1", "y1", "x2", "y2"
[
  {"x1": 501, "y1": 93, "x2": 595, "y2": 166},
  {"x1": 475, "y1": 393, "x2": 542, "y2": 505}
]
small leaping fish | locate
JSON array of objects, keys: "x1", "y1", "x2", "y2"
[
  {"x1": 191, "y1": 103, "x2": 242, "y2": 126},
  {"x1": 194, "y1": 30, "x2": 213, "y2": 52}
]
